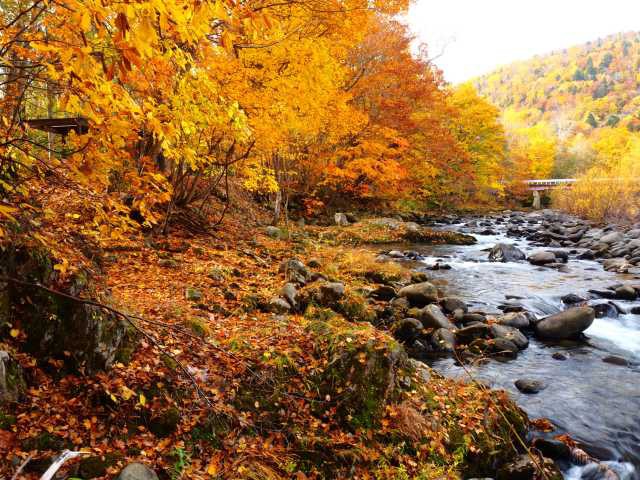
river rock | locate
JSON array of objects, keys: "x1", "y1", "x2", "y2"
[
  {"x1": 602, "y1": 355, "x2": 629, "y2": 366},
  {"x1": 490, "y1": 324, "x2": 529, "y2": 349},
  {"x1": 496, "y1": 454, "x2": 561, "y2": 480},
  {"x1": 398, "y1": 282, "x2": 439, "y2": 307},
  {"x1": 515, "y1": 378, "x2": 547, "y2": 394},
  {"x1": 441, "y1": 296, "x2": 467, "y2": 314},
  {"x1": 489, "y1": 243, "x2": 526, "y2": 262},
  {"x1": 550, "y1": 250, "x2": 569, "y2": 263},
  {"x1": 603, "y1": 258, "x2": 631, "y2": 273},
  {"x1": 491, "y1": 338, "x2": 519, "y2": 358},
  {"x1": 577, "y1": 250, "x2": 595, "y2": 260},
  {"x1": 431, "y1": 328, "x2": 456, "y2": 352},
  {"x1": 615, "y1": 285, "x2": 637, "y2": 300},
  {"x1": 416, "y1": 304, "x2": 455, "y2": 330},
  {"x1": 116, "y1": 463, "x2": 159, "y2": 480},
  {"x1": 528, "y1": 251, "x2": 557, "y2": 266},
  {"x1": 461, "y1": 312, "x2": 486, "y2": 324},
  {"x1": 600, "y1": 231, "x2": 624, "y2": 244},
  {"x1": 535, "y1": 306, "x2": 595, "y2": 339},
  {"x1": 592, "y1": 302, "x2": 618, "y2": 319},
  {"x1": 455, "y1": 323, "x2": 491, "y2": 343},
  {"x1": 394, "y1": 318, "x2": 423, "y2": 344},
  {"x1": 532, "y1": 438, "x2": 571, "y2": 460},
  {"x1": 496, "y1": 312, "x2": 530, "y2": 330},
  {"x1": 370, "y1": 285, "x2": 397, "y2": 301},
  {"x1": 561, "y1": 293, "x2": 586, "y2": 305}
]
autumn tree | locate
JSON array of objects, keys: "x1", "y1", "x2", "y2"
[{"x1": 447, "y1": 83, "x2": 507, "y2": 203}]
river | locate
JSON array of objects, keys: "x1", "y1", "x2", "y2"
[{"x1": 404, "y1": 213, "x2": 639, "y2": 479}]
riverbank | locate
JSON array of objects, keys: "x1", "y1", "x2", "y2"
[{"x1": 1, "y1": 213, "x2": 545, "y2": 479}]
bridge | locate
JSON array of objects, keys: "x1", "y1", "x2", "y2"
[
  {"x1": 524, "y1": 179, "x2": 577, "y2": 209},
  {"x1": 525, "y1": 178, "x2": 577, "y2": 191}
]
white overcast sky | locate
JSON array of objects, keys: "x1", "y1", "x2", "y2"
[{"x1": 406, "y1": 0, "x2": 640, "y2": 84}]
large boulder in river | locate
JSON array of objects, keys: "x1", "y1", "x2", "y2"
[
  {"x1": 534, "y1": 307, "x2": 595, "y2": 339},
  {"x1": 397, "y1": 282, "x2": 438, "y2": 307},
  {"x1": 527, "y1": 251, "x2": 557, "y2": 266},
  {"x1": 488, "y1": 243, "x2": 526, "y2": 262}
]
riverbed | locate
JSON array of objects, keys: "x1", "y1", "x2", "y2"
[{"x1": 406, "y1": 213, "x2": 639, "y2": 479}]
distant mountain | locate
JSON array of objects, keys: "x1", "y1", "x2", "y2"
[{"x1": 474, "y1": 32, "x2": 640, "y2": 145}]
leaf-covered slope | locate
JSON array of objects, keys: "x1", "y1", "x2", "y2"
[{"x1": 474, "y1": 31, "x2": 640, "y2": 133}]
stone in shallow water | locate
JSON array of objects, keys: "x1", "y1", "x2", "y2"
[
  {"x1": 514, "y1": 378, "x2": 547, "y2": 394},
  {"x1": 528, "y1": 250, "x2": 557, "y2": 266},
  {"x1": 488, "y1": 243, "x2": 526, "y2": 262},
  {"x1": 602, "y1": 355, "x2": 629, "y2": 367},
  {"x1": 561, "y1": 293, "x2": 586, "y2": 305}
]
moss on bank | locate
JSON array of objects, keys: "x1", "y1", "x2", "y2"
[{"x1": 311, "y1": 218, "x2": 476, "y2": 246}]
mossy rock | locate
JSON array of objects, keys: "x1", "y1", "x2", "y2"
[
  {"x1": 78, "y1": 452, "x2": 123, "y2": 478},
  {"x1": 0, "y1": 351, "x2": 25, "y2": 403},
  {"x1": 22, "y1": 432, "x2": 70, "y2": 451},
  {"x1": 190, "y1": 413, "x2": 232, "y2": 448},
  {"x1": 185, "y1": 287, "x2": 203, "y2": 302},
  {"x1": 148, "y1": 407, "x2": 180, "y2": 438},
  {"x1": 364, "y1": 270, "x2": 402, "y2": 285},
  {"x1": 0, "y1": 410, "x2": 17, "y2": 429},
  {"x1": 310, "y1": 318, "x2": 407, "y2": 429},
  {"x1": 336, "y1": 293, "x2": 378, "y2": 324},
  {"x1": 186, "y1": 317, "x2": 210, "y2": 338},
  {"x1": 0, "y1": 244, "x2": 139, "y2": 374}
]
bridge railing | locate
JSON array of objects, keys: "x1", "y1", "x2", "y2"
[{"x1": 524, "y1": 179, "x2": 577, "y2": 186}]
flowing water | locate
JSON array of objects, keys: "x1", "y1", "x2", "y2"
[{"x1": 404, "y1": 218, "x2": 640, "y2": 479}]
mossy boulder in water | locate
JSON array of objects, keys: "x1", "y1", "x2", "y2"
[{"x1": 0, "y1": 244, "x2": 138, "y2": 374}]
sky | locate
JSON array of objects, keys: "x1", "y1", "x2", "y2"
[{"x1": 406, "y1": 0, "x2": 640, "y2": 84}]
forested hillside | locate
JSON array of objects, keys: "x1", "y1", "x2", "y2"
[
  {"x1": 475, "y1": 32, "x2": 640, "y2": 175},
  {"x1": 475, "y1": 32, "x2": 640, "y2": 218}
]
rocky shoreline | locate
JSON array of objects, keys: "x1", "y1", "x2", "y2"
[{"x1": 264, "y1": 210, "x2": 638, "y2": 479}]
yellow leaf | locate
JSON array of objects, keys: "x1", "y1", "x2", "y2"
[
  {"x1": 10, "y1": 329, "x2": 19, "y2": 338},
  {"x1": 83, "y1": 418, "x2": 92, "y2": 430},
  {"x1": 207, "y1": 454, "x2": 222, "y2": 475},
  {"x1": 138, "y1": 393, "x2": 146, "y2": 406},
  {"x1": 121, "y1": 385, "x2": 135, "y2": 400}
]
